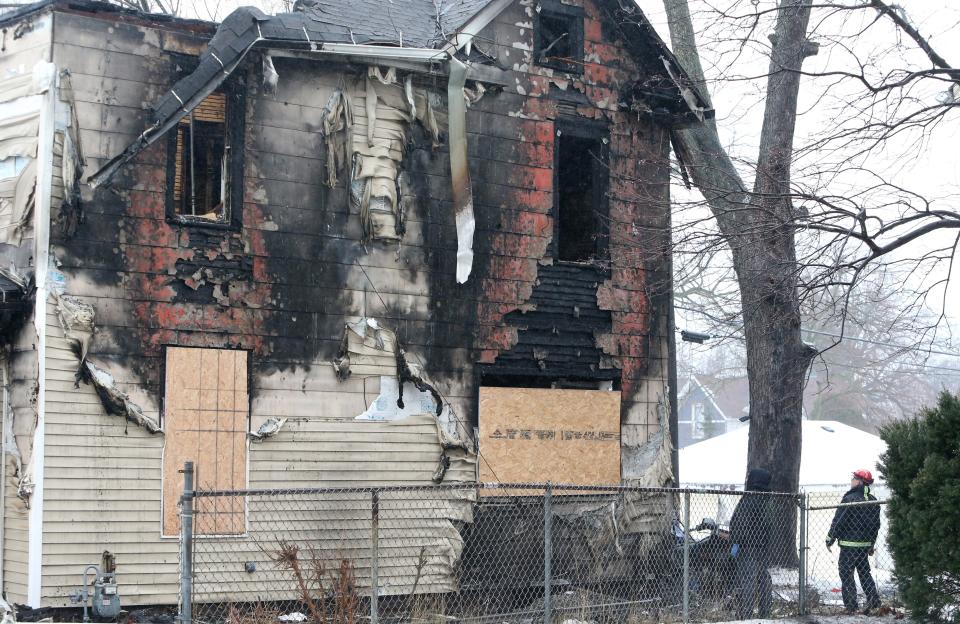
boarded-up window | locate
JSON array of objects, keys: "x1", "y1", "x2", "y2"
[
  {"x1": 172, "y1": 93, "x2": 230, "y2": 223},
  {"x1": 162, "y1": 347, "x2": 248, "y2": 537},
  {"x1": 478, "y1": 387, "x2": 620, "y2": 487}
]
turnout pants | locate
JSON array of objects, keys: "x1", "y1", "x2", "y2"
[
  {"x1": 734, "y1": 553, "x2": 772, "y2": 620},
  {"x1": 838, "y1": 547, "x2": 880, "y2": 611}
]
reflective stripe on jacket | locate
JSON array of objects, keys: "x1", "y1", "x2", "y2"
[{"x1": 827, "y1": 484, "x2": 880, "y2": 547}]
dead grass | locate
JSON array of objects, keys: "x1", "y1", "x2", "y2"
[{"x1": 268, "y1": 540, "x2": 360, "y2": 624}]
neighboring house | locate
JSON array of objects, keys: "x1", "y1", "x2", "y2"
[
  {"x1": 676, "y1": 375, "x2": 744, "y2": 447},
  {"x1": 0, "y1": 0, "x2": 708, "y2": 609}
]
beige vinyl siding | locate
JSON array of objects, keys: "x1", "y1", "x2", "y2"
[
  {"x1": 3, "y1": 304, "x2": 40, "y2": 604},
  {"x1": 39, "y1": 302, "x2": 476, "y2": 606},
  {"x1": 193, "y1": 416, "x2": 477, "y2": 604},
  {"x1": 0, "y1": 12, "x2": 52, "y2": 81},
  {"x1": 40, "y1": 305, "x2": 175, "y2": 606}
]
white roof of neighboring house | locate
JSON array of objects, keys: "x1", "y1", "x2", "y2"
[{"x1": 679, "y1": 420, "x2": 887, "y2": 489}]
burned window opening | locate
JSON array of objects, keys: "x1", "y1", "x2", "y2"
[
  {"x1": 165, "y1": 56, "x2": 245, "y2": 229},
  {"x1": 480, "y1": 373, "x2": 621, "y2": 391},
  {"x1": 555, "y1": 129, "x2": 608, "y2": 264},
  {"x1": 535, "y1": 2, "x2": 584, "y2": 74}
]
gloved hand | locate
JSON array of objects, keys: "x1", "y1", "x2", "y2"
[
  {"x1": 731, "y1": 543, "x2": 740, "y2": 558},
  {"x1": 868, "y1": 547, "x2": 875, "y2": 556},
  {"x1": 825, "y1": 538, "x2": 835, "y2": 550}
]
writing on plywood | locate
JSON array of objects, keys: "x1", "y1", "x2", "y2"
[{"x1": 478, "y1": 387, "x2": 620, "y2": 486}]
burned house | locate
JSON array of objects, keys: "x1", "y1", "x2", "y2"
[{"x1": 0, "y1": 0, "x2": 708, "y2": 609}]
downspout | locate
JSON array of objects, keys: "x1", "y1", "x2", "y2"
[
  {"x1": 0, "y1": 359, "x2": 6, "y2": 594},
  {"x1": 27, "y1": 61, "x2": 56, "y2": 609},
  {"x1": 447, "y1": 57, "x2": 474, "y2": 284}
]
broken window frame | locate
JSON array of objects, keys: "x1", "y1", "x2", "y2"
[
  {"x1": 552, "y1": 119, "x2": 610, "y2": 265},
  {"x1": 534, "y1": 1, "x2": 585, "y2": 75},
  {"x1": 164, "y1": 54, "x2": 246, "y2": 230}
]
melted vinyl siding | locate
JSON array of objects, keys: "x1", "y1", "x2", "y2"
[
  {"x1": 39, "y1": 306, "x2": 477, "y2": 606},
  {"x1": 3, "y1": 308, "x2": 38, "y2": 605}
]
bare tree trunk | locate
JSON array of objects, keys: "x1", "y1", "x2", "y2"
[{"x1": 663, "y1": 0, "x2": 817, "y2": 565}]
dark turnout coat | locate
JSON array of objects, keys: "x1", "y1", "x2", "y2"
[
  {"x1": 730, "y1": 468, "x2": 773, "y2": 558},
  {"x1": 828, "y1": 484, "x2": 881, "y2": 548}
]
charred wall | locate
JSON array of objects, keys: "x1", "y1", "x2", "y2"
[{"x1": 50, "y1": 0, "x2": 672, "y2": 472}]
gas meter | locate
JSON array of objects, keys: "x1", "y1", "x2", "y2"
[{"x1": 70, "y1": 551, "x2": 121, "y2": 622}]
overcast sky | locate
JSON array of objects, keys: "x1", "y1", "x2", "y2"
[{"x1": 636, "y1": 1, "x2": 960, "y2": 330}]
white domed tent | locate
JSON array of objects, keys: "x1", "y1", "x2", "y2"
[{"x1": 679, "y1": 419, "x2": 887, "y2": 490}]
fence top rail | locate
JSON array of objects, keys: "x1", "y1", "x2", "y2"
[
  {"x1": 190, "y1": 481, "x2": 803, "y2": 499},
  {"x1": 807, "y1": 498, "x2": 890, "y2": 511}
]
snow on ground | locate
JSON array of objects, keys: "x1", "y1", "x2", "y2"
[{"x1": 710, "y1": 617, "x2": 901, "y2": 624}]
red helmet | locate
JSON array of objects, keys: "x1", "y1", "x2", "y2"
[{"x1": 853, "y1": 469, "x2": 874, "y2": 484}]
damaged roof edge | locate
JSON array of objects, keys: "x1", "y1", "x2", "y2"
[
  {"x1": 86, "y1": 0, "x2": 512, "y2": 189},
  {"x1": 87, "y1": 40, "x2": 449, "y2": 188},
  {"x1": 607, "y1": 0, "x2": 714, "y2": 120}
]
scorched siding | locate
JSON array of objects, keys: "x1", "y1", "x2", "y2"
[{"x1": 8, "y1": 0, "x2": 682, "y2": 607}]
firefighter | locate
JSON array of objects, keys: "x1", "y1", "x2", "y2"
[
  {"x1": 826, "y1": 469, "x2": 882, "y2": 614},
  {"x1": 730, "y1": 467, "x2": 773, "y2": 620}
]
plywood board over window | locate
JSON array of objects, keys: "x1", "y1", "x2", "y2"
[
  {"x1": 478, "y1": 387, "x2": 621, "y2": 487},
  {"x1": 162, "y1": 347, "x2": 248, "y2": 537}
]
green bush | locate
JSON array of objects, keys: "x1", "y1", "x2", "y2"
[{"x1": 879, "y1": 391, "x2": 960, "y2": 622}]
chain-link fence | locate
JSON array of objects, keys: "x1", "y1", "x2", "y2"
[
  {"x1": 802, "y1": 490, "x2": 894, "y2": 615},
  {"x1": 176, "y1": 464, "x2": 894, "y2": 624}
]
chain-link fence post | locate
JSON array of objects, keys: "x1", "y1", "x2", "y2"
[
  {"x1": 682, "y1": 490, "x2": 690, "y2": 624},
  {"x1": 371, "y1": 489, "x2": 380, "y2": 624},
  {"x1": 798, "y1": 492, "x2": 808, "y2": 615},
  {"x1": 178, "y1": 461, "x2": 194, "y2": 624},
  {"x1": 543, "y1": 482, "x2": 553, "y2": 624}
]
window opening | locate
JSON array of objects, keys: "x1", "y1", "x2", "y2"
[
  {"x1": 556, "y1": 132, "x2": 606, "y2": 263},
  {"x1": 691, "y1": 402, "x2": 706, "y2": 440},
  {"x1": 535, "y1": 2, "x2": 584, "y2": 73},
  {"x1": 173, "y1": 92, "x2": 230, "y2": 223}
]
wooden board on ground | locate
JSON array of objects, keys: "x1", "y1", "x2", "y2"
[{"x1": 478, "y1": 387, "x2": 620, "y2": 489}]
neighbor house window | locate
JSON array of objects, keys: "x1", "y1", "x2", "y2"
[
  {"x1": 162, "y1": 347, "x2": 249, "y2": 536},
  {"x1": 691, "y1": 403, "x2": 706, "y2": 440},
  {"x1": 535, "y1": 1, "x2": 584, "y2": 74},
  {"x1": 166, "y1": 57, "x2": 245, "y2": 227},
  {"x1": 555, "y1": 123, "x2": 608, "y2": 263}
]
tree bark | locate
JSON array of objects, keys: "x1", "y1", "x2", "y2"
[{"x1": 663, "y1": 0, "x2": 817, "y2": 565}]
